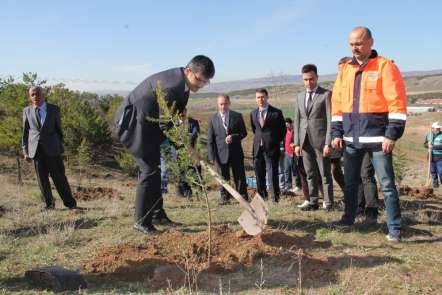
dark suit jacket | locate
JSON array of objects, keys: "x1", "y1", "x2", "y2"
[
  {"x1": 115, "y1": 67, "x2": 189, "y2": 158},
  {"x1": 208, "y1": 110, "x2": 247, "y2": 164},
  {"x1": 293, "y1": 86, "x2": 332, "y2": 149},
  {"x1": 22, "y1": 103, "x2": 64, "y2": 158},
  {"x1": 250, "y1": 105, "x2": 286, "y2": 157}
]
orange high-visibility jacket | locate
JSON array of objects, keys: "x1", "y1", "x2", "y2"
[{"x1": 331, "y1": 54, "x2": 407, "y2": 146}]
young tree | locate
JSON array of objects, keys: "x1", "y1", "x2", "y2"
[{"x1": 151, "y1": 82, "x2": 213, "y2": 266}]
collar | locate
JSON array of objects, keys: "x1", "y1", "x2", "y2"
[
  {"x1": 307, "y1": 86, "x2": 319, "y2": 94},
  {"x1": 258, "y1": 104, "x2": 269, "y2": 112},
  {"x1": 33, "y1": 101, "x2": 47, "y2": 111},
  {"x1": 219, "y1": 111, "x2": 229, "y2": 117},
  {"x1": 351, "y1": 49, "x2": 378, "y2": 66}
]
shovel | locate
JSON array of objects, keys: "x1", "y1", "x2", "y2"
[{"x1": 200, "y1": 161, "x2": 269, "y2": 235}]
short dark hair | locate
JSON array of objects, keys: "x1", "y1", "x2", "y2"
[
  {"x1": 301, "y1": 64, "x2": 318, "y2": 76},
  {"x1": 285, "y1": 118, "x2": 292, "y2": 124},
  {"x1": 218, "y1": 94, "x2": 230, "y2": 101},
  {"x1": 186, "y1": 55, "x2": 215, "y2": 79},
  {"x1": 338, "y1": 56, "x2": 352, "y2": 65},
  {"x1": 255, "y1": 88, "x2": 268, "y2": 97}
]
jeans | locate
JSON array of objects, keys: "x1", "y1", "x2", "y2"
[
  {"x1": 430, "y1": 160, "x2": 441, "y2": 188},
  {"x1": 435, "y1": 159, "x2": 442, "y2": 187},
  {"x1": 160, "y1": 140, "x2": 176, "y2": 193},
  {"x1": 342, "y1": 145, "x2": 401, "y2": 235},
  {"x1": 281, "y1": 154, "x2": 301, "y2": 190}
]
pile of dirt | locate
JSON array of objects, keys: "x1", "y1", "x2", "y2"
[
  {"x1": 400, "y1": 186, "x2": 436, "y2": 199},
  {"x1": 0, "y1": 205, "x2": 6, "y2": 217},
  {"x1": 83, "y1": 225, "x2": 322, "y2": 290},
  {"x1": 73, "y1": 186, "x2": 123, "y2": 201}
]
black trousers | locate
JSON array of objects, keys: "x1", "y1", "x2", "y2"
[
  {"x1": 216, "y1": 157, "x2": 248, "y2": 201},
  {"x1": 134, "y1": 146, "x2": 165, "y2": 226},
  {"x1": 254, "y1": 147, "x2": 280, "y2": 201},
  {"x1": 33, "y1": 145, "x2": 76, "y2": 208}
]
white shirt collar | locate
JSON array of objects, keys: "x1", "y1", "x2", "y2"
[
  {"x1": 258, "y1": 104, "x2": 269, "y2": 112},
  {"x1": 307, "y1": 86, "x2": 318, "y2": 94},
  {"x1": 33, "y1": 101, "x2": 47, "y2": 111}
]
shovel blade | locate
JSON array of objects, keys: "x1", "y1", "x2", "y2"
[{"x1": 237, "y1": 193, "x2": 269, "y2": 236}]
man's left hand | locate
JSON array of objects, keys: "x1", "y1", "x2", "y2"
[
  {"x1": 323, "y1": 145, "x2": 330, "y2": 157},
  {"x1": 225, "y1": 135, "x2": 232, "y2": 144},
  {"x1": 382, "y1": 138, "x2": 395, "y2": 154}
]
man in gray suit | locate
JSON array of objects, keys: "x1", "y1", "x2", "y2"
[
  {"x1": 207, "y1": 94, "x2": 248, "y2": 204},
  {"x1": 22, "y1": 86, "x2": 77, "y2": 210},
  {"x1": 293, "y1": 64, "x2": 333, "y2": 211},
  {"x1": 115, "y1": 55, "x2": 215, "y2": 235}
]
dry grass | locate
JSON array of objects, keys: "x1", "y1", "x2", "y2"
[{"x1": 0, "y1": 113, "x2": 441, "y2": 294}]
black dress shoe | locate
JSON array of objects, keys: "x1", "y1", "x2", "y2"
[
  {"x1": 300, "y1": 203, "x2": 319, "y2": 211},
  {"x1": 324, "y1": 205, "x2": 333, "y2": 212},
  {"x1": 41, "y1": 203, "x2": 55, "y2": 211},
  {"x1": 133, "y1": 223, "x2": 157, "y2": 235},
  {"x1": 152, "y1": 215, "x2": 180, "y2": 226}
]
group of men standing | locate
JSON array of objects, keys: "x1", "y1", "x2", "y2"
[{"x1": 22, "y1": 26, "x2": 408, "y2": 242}]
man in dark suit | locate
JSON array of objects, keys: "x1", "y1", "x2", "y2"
[
  {"x1": 208, "y1": 94, "x2": 248, "y2": 203},
  {"x1": 115, "y1": 55, "x2": 215, "y2": 235},
  {"x1": 250, "y1": 88, "x2": 286, "y2": 202},
  {"x1": 293, "y1": 64, "x2": 334, "y2": 211},
  {"x1": 22, "y1": 86, "x2": 77, "y2": 210}
]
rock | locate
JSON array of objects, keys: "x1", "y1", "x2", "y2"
[{"x1": 25, "y1": 266, "x2": 87, "y2": 292}]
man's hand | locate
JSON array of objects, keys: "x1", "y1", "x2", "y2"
[
  {"x1": 382, "y1": 138, "x2": 395, "y2": 154},
  {"x1": 323, "y1": 145, "x2": 330, "y2": 157},
  {"x1": 294, "y1": 146, "x2": 302, "y2": 157},
  {"x1": 332, "y1": 138, "x2": 343, "y2": 150},
  {"x1": 225, "y1": 135, "x2": 233, "y2": 144},
  {"x1": 23, "y1": 153, "x2": 31, "y2": 162}
]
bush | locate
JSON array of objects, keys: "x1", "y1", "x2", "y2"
[{"x1": 115, "y1": 149, "x2": 137, "y2": 176}]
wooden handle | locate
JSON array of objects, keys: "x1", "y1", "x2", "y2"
[{"x1": 200, "y1": 161, "x2": 256, "y2": 214}]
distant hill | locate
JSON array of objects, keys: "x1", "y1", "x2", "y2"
[{"x1": 92, "y1": 69, "x2": 442, "y2": 97}]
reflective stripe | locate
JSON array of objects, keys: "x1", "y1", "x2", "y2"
[
  {"x1": 359, "y1": 136, "x2": 384, "y2": 143},
  {"x1": 388, "y1": 113, "x2": 407, "y2": 120},
  {"x1": 331, "y1": 115, "x2": 343, "y2": 122},
  {"x1": 343, "y1": 136, "x2": 385, "y2": 143}
]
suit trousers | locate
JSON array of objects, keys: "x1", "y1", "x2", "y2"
[
  {"x1": 216, "y1": 157, "x2": 248, "y2": 201},
  {"x1": 301, "y1": 136, "x2": 334, "y2": 205},
  {"x1": 254, "y1": 147, "x2": 280, "y2": 201},
  {"x1": 134, "y1": 145, "x2": 164, "y2": 226},
  {"x1": 33, "y1": 145, "x2": 76, "y2": 208}
]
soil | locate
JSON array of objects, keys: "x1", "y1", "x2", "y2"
[
  {"x1": 0, "y1": 205, "x2": 6, "y2": 217},
  {"x1": 73, "y1": 186, "x2": 123, "y2": 201},
  {"x1": 399, "y1": 186, "x2": 438, "y2": 199},
  {"x1": 83, "y1": 225, "x2": 329, "y2": 290}
]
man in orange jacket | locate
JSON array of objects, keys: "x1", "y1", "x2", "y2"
[{"x1": 330, "y1": 27, "x2": 407, "y2": 242}]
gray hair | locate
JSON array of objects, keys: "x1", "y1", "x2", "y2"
[{"x1": 29, "y1": 86, "x2": 43, "y2": 96}]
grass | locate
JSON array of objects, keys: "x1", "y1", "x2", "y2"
[{"x1": 0, "y1": 114, "x2": 441, "y2": 294}]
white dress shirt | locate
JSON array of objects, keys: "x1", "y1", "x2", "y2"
[
  {"x1": 304, "y1": 86, "x2": 318, "y2": 109},
  {"x1": 33, "y1": 102, "x2": 47, "y2": 126}
]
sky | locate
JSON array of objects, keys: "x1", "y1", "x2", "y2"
[{"x1": 1, "y1": 0, "x2": 442, "y2": 92}]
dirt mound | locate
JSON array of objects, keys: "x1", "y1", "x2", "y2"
[
  {"x1": 400, "y1": 186, "x2": 437, "y2": 199},
  {"x1": 0, "y1": 205, "x2": 6, "y2": 217},
  {"x1": 83, "y1": 225, "x2": 323, "y2": 290},
  {"x1": 73, "y1": 186, "x2": 123, "y2": 201}
]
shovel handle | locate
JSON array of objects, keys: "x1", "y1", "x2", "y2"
[{"x1": 200, "y1": 160, "x2": 256, "y2": 214}]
